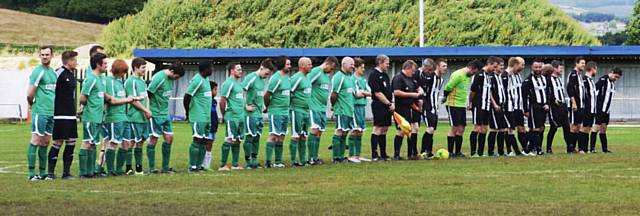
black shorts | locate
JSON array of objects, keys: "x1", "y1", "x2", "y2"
[
  {"x1": 506, "y1": 110, "x2": 525, "y2": 129},
  {"x1": 372, "y1": 102, "x2": 392, "y2": 127},
  {"x1": 527, "y1": 105, "x2": 547, "y2": 129},
  {"x1": 446, "y1": 106, "x2": 466, "y2": 127},
  {"x1": 582, "y1": 112, "x2": 595, "y2": 127},
  {"x1": 472, "y1": 107, "x2": 490, "y2": 126},
  {"x1": 52, "y1": 119, "x2": 78, "y2": 140},
  {"x1": 595, "y1": 112, "x2": 610, "y2": 125},
  {"x1": 569, "y1": 109, "x2": 586, "y2": 125},
  {"x1": 422, "y1": 111, "x2": 438, "y2": 130},
  {"x1": 548, "y1": 105, "x2": 569, "y2": 128},
  {"x1": 396, "y1": 106, "x2": 420, "y2": 124},
  {"x1": 489, "y1": 109, "x2": 510, "y2": 129}
]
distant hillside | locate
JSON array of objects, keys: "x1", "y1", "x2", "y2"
[
  {"x1": 0, "y1": 8, "x2": 104, "y2": 47},
  {"x1": 101, "y1": 0, "x2": 599, "y2": 57}
]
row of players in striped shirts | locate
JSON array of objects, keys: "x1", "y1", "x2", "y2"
[{"x1": 443, "y1": 56, "x2": 622, "y2": 158}]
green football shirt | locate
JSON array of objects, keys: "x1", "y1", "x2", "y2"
[
  {"x1": 80, "y1": 74, "x2": 105, "y2": 123},
  {"x1": 354, "y1": 74, "x2": 370, "y2": 105},
  {"x1": 308, "y1": 66, "x2": 331, "y2": 112},
  {"x1": 221, "y1": 78, "x2": 244, "y2": 121},
  {"x1": 104, "y1": 76, "x2": 128, "y2": 123},
  {"x1": 331, "y1": 71, "x2": 355, "y2": 116},
  {"x1": 186, "y1": 73, "x2": 212, "y2": 123},
  {"x1": 242, "y1": 71, "x2": 266, "y2": 118},
  {"x1": 125, "y1": 76, "x2": 149, "y2": 123},
  {"x1": 290, "y1": 71, "x2": 312, "y2": 113},
  {"x1": 444, "y1": 68, "x2": 472, "y2": 108},
  {"x1": 267, "y1": 71, "x2": 291, "y2": 115},
  {"x1": 148, "y1": 70, "x2": 173, "y2": 116},
  {"x1": 29, "y1": 64, "x2": 57, "y2": 116}
]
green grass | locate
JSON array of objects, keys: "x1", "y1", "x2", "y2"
[{"x1": 1, "y1": 122, "x2": 639, "y2": 215}]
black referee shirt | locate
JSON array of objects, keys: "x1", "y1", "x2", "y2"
[
  {"x1": 368, "y1": 68, "x2": 393, "y2": 106},
  {"x1": 392, "y1": 72, "x2": 418, "y2": 106},
  {"x1": 54, "y1": 66, "x2": 77, "y2": 118}
]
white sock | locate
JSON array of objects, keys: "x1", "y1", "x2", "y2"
[{"x1": 203, "y1": 151, "x2": 212, "y2": 169}]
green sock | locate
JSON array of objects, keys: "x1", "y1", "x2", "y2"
[
  {"x1": 147, "y1": 144, "x2": 156, "y2": 171},
  {"x1": 105, "y1": 149, "x2": 116, "y2": 173},
  {"x1": 265, "y1": 141, "x2": 274, "y2": 163},
  {"x1": 298, "y1": 139, "x2": 306, "y2": 163},
  {"x1": 89, "y1": 146, "x2": 96, "y2": 175},
  {"x1": 252, "y1": 136, "x2": 260, "y2": 165},
  {"x1": 289, "y1": 139, "x2": 298, "y2": 164},
  {"x1": 115, "y1": 148, "x2": 125, "y2": 174},
  {"x1": 220, "y1": 142, "x2": 231, "y2": 167},
  {"x1": 196, "y1": 144, "x2": 205, "y2": 168},
  {"x1": 315, "y1": 136, "x2": 322, "y2": 160},
  {"x1": 354, "y1": 136, "x2": 362, "y2": 156},
  {"x1": 231, "y1": 143, "x2": 240, "y2": 167},
  {"x1": 348, "y1": 136, "x2": 357, "y2": 156},
  {"x1": 274, "y1": 141, "x2": 283, "y2": 163},
  {"x1": 161, "y1": 142, "x2": 171, "y2": 171},
  {"x1": 243, "y1": 136, "x2": 252, "y2": 163},
  {"x1": 78, "y1": 149, "x2": 88, "y2": 176},
  {"x1": 27, "y1": 144, "x2": 37, "y2": 177},
  {"x1": 189, "y1": 143, "x2": 199, "y2": 168},
  {"x1": 340, "y1": 135, "x2": 347, "y2": 158},
  {"x1": 37, "y1": 146, "x2": 47, "y2": 176},
  {"x1": 332, "y1": 135, "x2": 341, "y2": 160},
  {"x1": 134, "y1": 147, "x2": 143, "y2": 167},
  {"x1": 126, "y1": 148, "x2": 133, "y2": 166},
  {"x1": 306, "y1": 136, "x2": 316, "y2": 161}
]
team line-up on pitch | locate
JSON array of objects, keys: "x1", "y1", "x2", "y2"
[{"x1": 25, "y1": 45, "x2": 622, "y2": 180}]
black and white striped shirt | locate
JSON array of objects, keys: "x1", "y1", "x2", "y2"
[
  {"x1": 547, "y1": 75, "x2": 566, "y2": 107},
  {"x1": 490, "y1": 72, "x2": 506, "y2": 106},
  {"x1": 583, "y1": 75, "x2": 597, "y2": 114},
  {"x1": 596, "y1": 75, "x2": 616, "y2": 114},
  {"x1": 507, "y1": 72, "x2": 524, "y2": 112},
  {"x1": 416, "y1": 71, "x2": 443, "y2": 114},
  {"x1": 470, "y1": 71, "x2": 492, "y2": 111},
  {"x1": 567, "y1": 70, "x2": 586, "y2": 109},
  {"x1": 522, "y1": 74, "x2": 548, "y2": 112}
]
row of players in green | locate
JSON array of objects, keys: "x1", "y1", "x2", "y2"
[{"x1": 193, "y1": 55, "x2": 372, "y2": 171}]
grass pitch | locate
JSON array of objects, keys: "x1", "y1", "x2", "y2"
[{"x1": 0, "y1": 122, "x2": 639, "y2": 215}]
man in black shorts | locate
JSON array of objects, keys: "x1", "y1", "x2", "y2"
[
  {"x1": 47, "y1": 51, "x2": 79, "y2": 180},
  {"x1": 579, "y1": 61, "x2": 598, "y2": 153},
  {"x1": 469, "y1": 57, "x2": 500, "y2": 157},
  {"x1": 392, "y1": 60, "x2": 423, "y2": 160},
  {"x1": 591, "y1": 67, "x2": 622, "y2": 153},
  {"x1": 566, "y1": 56, "x2": 587, "y2": 153},
  {"x1": 487, "y1": 58, "x2": 510, "y2": 156},
  {"x1": 546, "y1": 60, "x2": 571, "y2": 154},
  {"x1": 418, "y1": 59, "x2": 446, "y2": 158},
  {"x1": 368, "y1": 54, "x2": 394, "y2": 161},
  {"x1": 522, "y1": 60, "x2": 550, "y2": 155},
  {"x1": 505, "y1": 57, "x2": 527, "y2": 155}
]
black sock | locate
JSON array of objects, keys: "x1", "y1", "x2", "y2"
[
  {"x1": 469, "y1": 132, "x2": 478, "y2": 155},
  {"x1": 590, "y1": 132, "x2": 598, "y2": 151},
  {"x1": 497, "y1": 132, "x2": 505, "y2": 155},
  {"x1": 600, "y1": 133, "x2": 608, "y2": 151},
  {"x1": 424, "y1": 133, "x2": 434, "y2": 154},
  {"x1": 567, "y1": 132, "x2": 577, "y2": 152},
  {"x1": 562, "y1": 127, "x2": 571, "y2": 152},
  {"x1": 528, "y1": 131, "x2": 540, "y2": 153},
  {"x1": 447, "y1": 136, "x2": 454, "y2": 153},
  {"x1": 379, "y1": 134, "x2": 388, "y2": 158},
  {"x1": 62, "y1": 144, "x2": 75, "y2": 175},
  {"x1": 455, "y1": 135, "x2": 463, "y2": 154},
  {"x1": 393, "y1": 135, "x2": 403, "y2": 157},
  {"x1": 578, "y1": 132, "x2": 588, "y2": 152},
  {"x1": 47, "y1": 144, "x2": 61, "y2": 175},
  {"x1": 477, "y1": 133, "x2": 486, "y2": 156},
  {"x1": 371, "y1": 134, "x2": 379, "y2": 158},
  {"x1": 487, "y1": 132, "x2": 496, "y2": 155},
  {"x1": 547, "y1": 126, "x2": 557, "y2": 151},
  {"x1": 508, "y1": 134, "x2": 520, "y2": 154},
  {"x1": 421, "y1": 132, "x2": 428, "y2": 154},
  {"x1": 518, "y1": 132, "x2": 528, "y2": 153},
  {"x1": 506, "y1": 133, "x2": 512, "y2": 153},
  {"x1": 409, "y1": 133, "x2": 418, "y2": 157}
]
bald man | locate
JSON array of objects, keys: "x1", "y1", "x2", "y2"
[
  {"x1": 330, "y1": 57, "x2": 360, "y2": 163},
  {"x1": 289, "y1": 57, "x2": 313, "y2": 166}
]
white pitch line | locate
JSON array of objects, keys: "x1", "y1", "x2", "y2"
[
  {"x1": 0, "y1": 164, "x2": 26, "y2": 175},
  {"x1": 44, "y1": 189, "x2": 301, "y2": 197},
  {"x1": 464, "y1": 167, "x2": 640, "y2": 177}
]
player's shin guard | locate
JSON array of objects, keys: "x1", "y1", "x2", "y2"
[
  {"x1": 354, "y1": 136, "x2": 362, "y2": 156},
  {"x1": 600, "y1": 133, "x2": 608, "y2": 151},
  {"x1": 88, "y1": 146, "x2": 96, "y2": 175},
  {"x1": 115, "y1": 148, "x2": 126, "y2": 174},
  {"x1": 508, "y1": 134, "x2": 520, "y2": 154},
  {"x1": 547, "y1": 126, "x2": 557, "y2": 151},
  {"x1": 251, "y1": 136, "x2": 260, "y2": 165},
  {"x1": 409, "y1": 133, "x2": 418, "y2": 158},
  {"x1": 447, "y1": 136, "x2": 454, "y2": 154},
  {"x1": 379, "y1": 134, "x2": 388, "y2": 159},
  {"x1": 62, "y1": 142, "x2": 75, "y2": 175},
  {"x1": 469, "y1": 132, "x2": 478, "y2": 155},
  {"x1": 105, "y1": 149, "x2": 115, "y2": 174},
  {"x1": 189, "y1": 142, "x2": 199, "y2": 168},
  {"x1": 134, "y1": 147, "x2": 143, "y2": 171},
  {"x1": 27, "y1": 144, "x2": 37, "y2": 177},
  {"x1": 487, "y1": 132, "x2": 497, "y2": 156},
  {"x1": 37, "y1": 146, "x2": 47, "y2": 177},
  {"x1": 577, "y1": 132, "x2": 588, "y2": 152},
  {"x1": 231, "y1": 143, "x2": 240, "y2": 167},
  {"x1": 348, "y1": 136, "x2": 357, "y2": 157},
  {"x1": 289, "y1": 139, "x2": 298, "y2": 163},
  {"x1": 244, "y1": 137, "x2": 252, "y2": 163},
  {"x1": 477, "y1": 133, "x2": 486, "y2": 156},
  {"x1": 455, "y1": 135, "x2": 463, "y2": 155},
  {"x1": 161, "y1": 142, "x2": 171, "y2": 171},
  {"x1": 331, "y1": 136, "x2": 341, "y2": 160},
  {"x1": 298, "y1": 138, "x2": 306, "y2": 163},
  {"x1": 147, "y1": 144, "x2": 156, "y2": 171},
  {"x1": 393, "y1": 135, "x2": 403, "y2": 158},
  {"x1": 265, "y1": 141, "x2": 274, "y2": 164},
  {"x1": 371, "y1": 134, "x2": 379, "y2": 159},
  {"x1": 589, "y1": 132, "x2": 597, "y2": 152},
  {"x1": 220, "y1": 142, "x2": 231, "y2": 166},
  {"x1": 307, "y1": 135, "x2": 317, "y2": 161},
  {"x1": 497, "y1": 132, "x2": 505, "y2": 155},
  {"x1": 518, "y1": 132, "x2": 528, "y2": 153},
  {"x1": 47, "y1": 144, "x2": 61, "y2": 175},
  {"x1": 274, "y1": 141, "x2": 284, "y2": 164}
]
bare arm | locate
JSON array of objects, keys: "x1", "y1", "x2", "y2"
[
  {"x1": 26, "y1": 86, "x2": 36, "y2": 106},
  {"x1": 374, "y1": 92, "x2": 391, "y2": 105},
  {"x1": 105, "y1": 94, "x2": 133, "y2": 105},
  {"x1": 393, "y1": 90, "x2": 420, "y2": 99},
  {"x1": 263, "y1": 92, "x2": 271, "y2": 109},
  {"x1": 330, "y1": 92, "x2": 338, "y2": 106},
  {"x1": 219, "y1": 97, "x2": 227, "y2": 121}
]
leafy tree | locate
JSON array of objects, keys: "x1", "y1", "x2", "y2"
[
  {"x1": 626, "y1": 0, "x2": 640, "y2": 45},
  {"x1": 0, "y1": 0, "x2": 145, "y2": 23}
]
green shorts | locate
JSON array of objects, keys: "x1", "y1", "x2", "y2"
[
  {"x1": 244, "y1": 116, "x2": 263, "y2": 137},
  {"x1": 82, "y1": 121, "x2": 101, "y2": 144},
  {"x1": 31, "y1": 113, "x2": 54, "y2": 136},
  {"x1": 352, "y1": 104, "x2": 366, "y2": 131},
  {"x1": 105, "y1": 122, "x2": 127, "y2": 144},
  {"x1": 336, "y1": 115, "x2": 354, "y2": 132},
  {"x1": 268, "y1": 114, "x2": 288, "y2": 136},
  {"x1": 309, "y1": 110, "x2": 327, "y2": 131},
  {"x1": 191, "y1": 122, "x2": 212, "y2": 139},
  {"x1": 291, "y1": 110, "x2": 310, "y2": 138},
  {"x1": 225, "y1": 120, "x2": 244, "y2": 141},
  {"x1": 125, "y1": 122, "x2": 149, "y2": 142},
  {"x1": 100, "y1": 123, "x2": 109, "y2": 142},
  {"x1": 150, "y1": 116, "x2": 173, "y2": 137}
]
